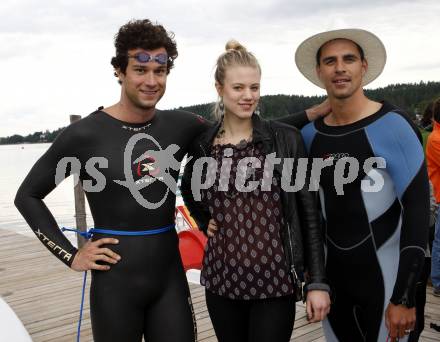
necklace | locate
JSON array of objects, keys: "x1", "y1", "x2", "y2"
[
  {"x1": 212, "y1": 119, "x2": 258, "y2": 199},
  {"x1": 215, "y1": 120, "x2": 253, "y2": 147}
]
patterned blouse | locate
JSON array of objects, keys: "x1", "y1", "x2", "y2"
[{"x1": 200, "y1": 141, "x2": 294, "y2": 300}]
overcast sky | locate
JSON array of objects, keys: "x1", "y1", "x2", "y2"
[{"x1": 1, "y1": 0, "x2": 439, "y2": 137}]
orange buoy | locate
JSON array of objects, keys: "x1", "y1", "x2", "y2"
[{"x1": 178, "y1": 230, "x2": 207, "y2": 271}]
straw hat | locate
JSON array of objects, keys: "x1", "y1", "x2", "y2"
[{"x1": 295, "y1": 28, "x2": 387, "y2": 88}]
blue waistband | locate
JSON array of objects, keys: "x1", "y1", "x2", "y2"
[
  {"x1": 61, "y1": 224, "x2": 175, "y2": 240},
  {"x1": 61, "y1": 223, "x2": 175, "y2": 342}
]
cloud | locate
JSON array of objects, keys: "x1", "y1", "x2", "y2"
[
  {"x1": 402, "y1": 63, "x2": 440, "y2": 71},
  {"x1": 0, "y1": 0, "x2": 439, "y2": 137}
]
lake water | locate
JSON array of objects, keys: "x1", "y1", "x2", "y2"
[{"x1": 0, "y1": 143, "x2": 90, "y2": 245}]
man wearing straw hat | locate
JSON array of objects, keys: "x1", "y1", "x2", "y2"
[{"x1": 297, "y1": 29, "x2": 429, "y2": 341}]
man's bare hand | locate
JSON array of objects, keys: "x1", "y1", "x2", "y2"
[
  {"x1": 306, "y1": 290, "x2": 331, "y2": 323},
  {"x1": 207, "y1": 219, "x2": 218, "y2": 237},
  {"x1": 305, "y1": 99, "x2": 331, "y2": 121},
  {"x1": 385, "y1": 302, "x2": 416, "y2": 340},
  {"x1": 71, "y1": 238, "x2": 121, "y2": 272}
]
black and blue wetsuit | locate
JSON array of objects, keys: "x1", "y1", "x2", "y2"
[
  {"x1": 301, "y1": 102, "x2": 429, "y2": 342},
  {"x1": 14, "y1": 108, "x2": 309, "y2": 341}
]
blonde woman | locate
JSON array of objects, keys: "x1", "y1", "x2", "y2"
[{"x1": 181, "y1": 41, "x2": 330, "y2": 342}]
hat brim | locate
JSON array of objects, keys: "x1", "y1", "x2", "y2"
[{"x1": 295, "y1": 28, "x2": 387, "y2": 89}]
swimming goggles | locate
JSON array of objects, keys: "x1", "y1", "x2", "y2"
[{"x1": 128, "y1": 52, "x2": 168, "y2": 65}]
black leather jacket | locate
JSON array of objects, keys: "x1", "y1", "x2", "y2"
[{"x1": 181, "y1": 114, "x2": 329, "y2": 299}]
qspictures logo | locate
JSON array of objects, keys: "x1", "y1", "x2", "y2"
[{"x1": 54, "y1": 133, "x2": 387, "y2": 209}]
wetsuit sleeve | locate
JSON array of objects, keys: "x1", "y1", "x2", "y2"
[
  {"x1": 275, "y1": 111, "x2": 309, "y2": 129},
  {"x1": 367, "y1": 114, "x2": 429, "y2": 307},
  {"x1": 14, "y1": 128, "x2": 79, "y2": 267},
  {"x1": 181, "y1": 142, "x2": 211, "y2": 235},
  {"x1": 391, "y1": 160, "x2": 429, "y2": 307}
]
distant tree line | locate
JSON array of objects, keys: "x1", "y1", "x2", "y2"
[
  {"x1": 365, "y1": 81, "x2": 440, "y2": 116},
  {"x1": 2, "y1": 81, "x2": 440, "y2": 145},
  {"x1": 0, "y1": 127, "x2": 65, "y2": 145},
  {"x1": 180, "y1": 81, "x2": 440, "y2": 120}
]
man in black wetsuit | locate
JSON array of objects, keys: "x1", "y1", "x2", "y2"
[
  {"x1": 297, "y1": 29, "x2": 430, "y2": 341},
  {"x1": 14, "y1": 19, "x2": 329, "y2": 342}
]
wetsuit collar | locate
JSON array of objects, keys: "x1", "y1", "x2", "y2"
[{"x1": 97, "y1": 108, "x2": 158, "y2": 130}]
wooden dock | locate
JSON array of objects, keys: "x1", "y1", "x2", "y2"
[{"x1": 1, "y1": 228, "x2": 439, "y2": 341}]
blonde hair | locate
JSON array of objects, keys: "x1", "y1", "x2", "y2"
[{"x1": 213, "y1": 40, "x2": 261, "y2": 120}]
